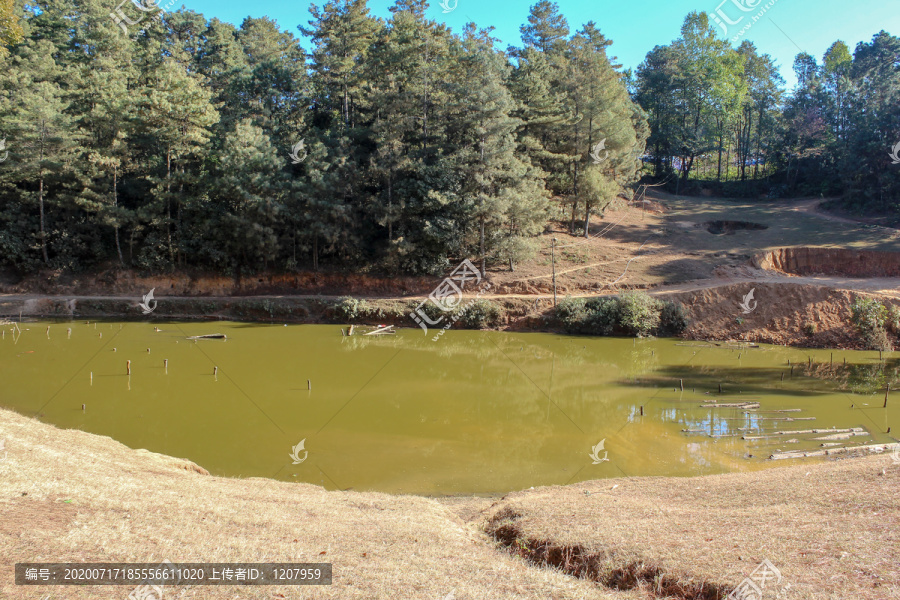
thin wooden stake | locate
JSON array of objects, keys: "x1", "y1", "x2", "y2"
[
  {"x1": 885, "y1": 384, "x2": 890, "y2": 408},
  {"x1": 307, "y1": 379, "x2": 311, "y2": 391},
  {"x1": 680, "y1": 379, "x2": 684, "y2": 391},
  {"x1": 126, "y1": 360, "x2": 131, "y2": 375},
  {"x1": 640, "y1": 405, "x2": 644, "y2": 416}
]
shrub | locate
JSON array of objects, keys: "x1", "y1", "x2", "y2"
[
  {"x1": 461, "y1": 299, "x2": 501, "y2": 329},
  {"x1": 803, "y1": 322, "x2": 817, "y2": 335},
  {"x1": 334, "y1": 297, "x2": 381, "y2": 322},
  {"x1": 850, "y1": 297, "x2": 892, "y2": 350},
  {"x1": 583, "y1": 296, "x2": 621, "y2": 335},
  {"x1": 556, "y1": 297, "x2": 589, "y2": 333},
  {"x1": 658, "y1": 301, "x2": 689, "y2": 335},
  {"x1": 887, "y1": 305, "x2": 900, "y2": 334},
  {"x1": 617, "y1": 292, "x2": 661, "y2": 337}
]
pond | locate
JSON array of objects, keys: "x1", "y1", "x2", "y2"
[{"x1": 1, "y1": 321, "x2": 896, "y2": 495}]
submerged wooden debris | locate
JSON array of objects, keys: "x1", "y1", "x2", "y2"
[
  {"x1": 770, "y1": 442, "x2": 900, "y2": 460},
  {"x1": 344, "y1": 324, "x2": 396, "y2": 336},
  {"x1": 701, "y1": 402, "x2": 760, "y2": 409},
  {"x1": 187, "y1": 333, "x2": 227, "y2": 340}
]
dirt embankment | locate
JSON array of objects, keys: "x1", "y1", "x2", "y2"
[
  {"x1": 665, "y1": 282, "x2": 896, "y2": 349},
  {"x1": 754, "y1": 247, "x2": 900, "y2": 277},
  {"x1": 0, "y1": 268, "x2": 437, "y2": 297}
]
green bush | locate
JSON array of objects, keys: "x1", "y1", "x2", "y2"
[
  {"x1": 334, "y1": 297, "x2": 382, "y2": 322},
  {"x1": 583, "y1": 296, "x2": 621, "y2": 335},
  {"x1": 850, "y1": 297, "x2": 893, "y2": 350},
  {"x1": 556, "y1": 297, "x2": 589, "y2": 333},
  {"x1": 555, "y1": 293, "x2": 686, "y2": 337},
  {"x1": 658, "y1": 300, "x2": 689, "y2": 335},
  {"x1": 617, "y1": 292, "x2": 661, "y2": 337},
  {"x1": 461, "y1": 299, "x2": 501, "y2": 329},
  {"x1": 887, "y1": 305, "x2": 900, "y2": 334}
]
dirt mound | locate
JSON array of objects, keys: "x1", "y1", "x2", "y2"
[
  {"x1": 666, "y1": 282, "x2": 900, "y2": 348},
  {"x1": 702, "y1": 220, "x2": 768, "y2": 235},
  {"x1": 754, "y1": 247, "x2": 900, "y2": 277}
]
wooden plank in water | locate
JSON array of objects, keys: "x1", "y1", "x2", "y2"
[
  {"x1": 811, "y1": 431, "x2": 870, "y2": 441},
  {"x1": 742, "y1": 427, "x2": 865, "y2": 440},
  {"x1": 187, "y1": 333, "x2": 226, "y2": 339},
  {"x1": 770, "y1": 442, "x2": 900, "y2": 460},
  {"x1": 701, "y1": 402, "x2": 760, "y2": 409}
]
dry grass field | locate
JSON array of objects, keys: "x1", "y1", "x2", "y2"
[{"x1": 2, "y1": 404, "x2": 898, "y2": 600}]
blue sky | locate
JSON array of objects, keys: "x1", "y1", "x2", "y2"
[{"x1": 180, "y1": 0, "x2": 900, "y2": 90}]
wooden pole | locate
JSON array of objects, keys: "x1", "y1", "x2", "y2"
[
  {"x1": 718, "y1": 383, "x2": 722, "y2": 394},
  {"x1": 640, "y1": 405, "x2": 644, "y2": 416},
  {"x1": 307, "y1": 379, "x2": 311, "y2": 391},
  {"x1": 164, "y1": 359, "x2": 168, "y2": 373},
  {"x1": 126, "y1": 360, "x2": 131, "y2": 375},
  {"x1": 213, "y1": 366, "x2": 218, "y2": 376},
  {"x1": 885, "y1": 384, "x2": 890, "y2": 408},
  {"x1": 551, "y1": 238, "x2": 558, "y2": 308},
  {"x1": 680, "y1": 379, "x2": 684, "y2": 391}
]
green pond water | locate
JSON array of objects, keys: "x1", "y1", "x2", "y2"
[{"x1": 1, "y1": 321, "x2": 897, "y2": 495}]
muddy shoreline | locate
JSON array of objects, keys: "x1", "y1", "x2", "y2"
[{"x1": 1, "y1": 279, "x2": 895, "y2": 350}]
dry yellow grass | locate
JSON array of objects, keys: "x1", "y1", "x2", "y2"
[
  {"x1": 484, "y1": 457, "x2": 900, "y2": 599},
  {"x1": 2, "y1": 405, "x2": 898, "y2": 600}
]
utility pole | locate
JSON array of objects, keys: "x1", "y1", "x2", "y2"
[{"x1": 551, "y1": 237, "x2": 558, "y2": 307}]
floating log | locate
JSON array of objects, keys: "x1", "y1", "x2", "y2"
[
  {"x1": 770, "y1": 442, "x2": 900, "y2": 460},
  {"x1": 811, "y1": 431, "x2": 870, "y2": 441},
  {"x1": 743, "y1": 427, "x2": 865, "y2": 440},
  {"x1": 701, "y1": 402, "x2": 760, "y2": 409},
  {"x1": 745, "y1": 409, "x2": 803, "y2": 413},
  {"x1": 363, "y1": 325, "x2": 395, "y2": 336},
  {"x1": 187, "y1": 333, "x2": 227, "y2": 340}
]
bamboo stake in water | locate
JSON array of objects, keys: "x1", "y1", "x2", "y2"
[{"x1": 126, "y1": 360, "x2": 131, "y2": 375}]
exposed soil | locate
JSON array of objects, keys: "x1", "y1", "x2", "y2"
[{"x1": 754, "y1": 247, "x2": 900, "y2": 277}]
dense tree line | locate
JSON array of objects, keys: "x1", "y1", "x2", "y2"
[
  {"x1": 0, "y1": 0, "x2": 644, "y2": 276},
  {"x1": 0, "y1": 1, "x2": 897, "y2": 279},
  {"x1": 634, "y1": 12, "x2": 900, "y2": 206}
]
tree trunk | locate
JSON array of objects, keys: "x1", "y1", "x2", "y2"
[
  {"x1": 113, "y1": 164, "x2": 124, "y2": 265},
  {"x1": 479, "y1": 213, "x2": 485, "y2": 277},
  {"x1": 313, "y1": 234, "x2": 319, "y2": 272},
  {"x1": 39, "y1": 172, "x2": 48, "y2": 264},
  {"x1": 583, "y1": 200, "x2": 591, "y2": 238},
  {"x1": 166, "y1": 149, "x2": 173, "y2": 265}
]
